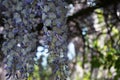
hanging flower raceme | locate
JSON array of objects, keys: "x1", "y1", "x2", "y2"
[
  {"x1": 40, "y1": 0, "x2": 69, "y2": 79},
  {"x1": 1, "y1": 0, "x2": 40, "y2": 79}
]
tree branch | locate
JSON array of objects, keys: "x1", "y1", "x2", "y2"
[{"x1": 67, "y1": 0, "x2": 120, "y2": 22}]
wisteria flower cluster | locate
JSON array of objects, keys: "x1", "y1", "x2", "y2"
[
  {"x1": 0, "y1": 0, "x2": 69, "y2": 79},
  {"x1": 40, "y1": 0, "x2": 69, "y2": 79}
]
